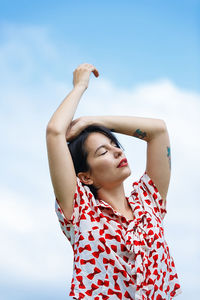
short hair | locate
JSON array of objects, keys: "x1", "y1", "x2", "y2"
[{"x1": 68, "y1": 124, "x2": 124, "y2": 198}]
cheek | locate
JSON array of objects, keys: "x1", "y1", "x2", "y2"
[{"x1": 92, "y1": 158, "x2": 114, "y2": 173}]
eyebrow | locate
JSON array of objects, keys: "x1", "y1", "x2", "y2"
[
  {"x1": 94, "y1": 144, "x2": 106, "y2": 156},
  {"x1": 94, "y1": 140, "x2": 116, "y2": 156}
]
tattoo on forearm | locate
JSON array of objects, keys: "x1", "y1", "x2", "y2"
[
  {"x1": 167, "y1": 146, "x2": 171, "y2": 170},
  {"x1": 133, "y1": 129, "x2": 147, "y2": 139}
]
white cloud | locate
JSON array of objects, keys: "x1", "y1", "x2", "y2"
[
  {"x1": 0, "y1": 23, "x2": 200, "y2": 298},
  {"x1": 0, "y1": 188, "x2": 34, "y2": 233},
  {"x1": 0, "y1": 23, "x2": 58, "y2": 80},
  {"x1": 0, "y1": 186, "x2": 73, "y2": 284}
]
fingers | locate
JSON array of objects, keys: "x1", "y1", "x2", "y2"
[
  {"x1": 66, "y1": 118, "x2": 80, "y2": 141},
  {"x1": 75, "y1": 63, "x2": 99, "y2": 77},
  {"x1": 92, "y1": 68, "x2": 99, "y2": 77},
  {"x1": 66, "y1": 126, "x2": 75, "y2": 141}
]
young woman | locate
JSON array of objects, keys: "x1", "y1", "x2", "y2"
[{"x1": 46, "y1": 63, "x2": 182, "y2": 299}]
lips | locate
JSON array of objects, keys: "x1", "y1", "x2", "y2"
[{"x1": 117, "y1": 158, "x2": 128, "y2": 168}]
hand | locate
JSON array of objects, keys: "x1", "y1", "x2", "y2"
[
  {"x1": 73, "y1": 63, "x2": 99, "y2": 90},
  {"x1": 66, "y1": 116, "x2": 93, "y2": 141}
]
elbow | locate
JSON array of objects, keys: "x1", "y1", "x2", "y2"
[
  {"x1": 46, "y1": 122, "x2": 63, "y2": 136},
  {"x1": 150, "y1": 119, "x2": 168, "y2": 141},
  {"x1": 159, "y1": 119, "x2": 168, "y2": 132}
]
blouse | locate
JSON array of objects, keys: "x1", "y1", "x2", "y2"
[{"x1": 55, "y1": 172, "x2": 182, "y2": 299}]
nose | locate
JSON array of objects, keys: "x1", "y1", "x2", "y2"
[{"x1": 113, "y1": 146, "x2": 123, "y2": 157}]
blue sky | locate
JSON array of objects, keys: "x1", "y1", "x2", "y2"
[
  {"x1": 0, "y1": 1, "x2": 200, "y2": 300},
  {"x1": 1, "y1": 0, "x2": 199, "y2": 91}
]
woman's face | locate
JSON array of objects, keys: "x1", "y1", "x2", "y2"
[{"x1": 83, "y1": 132, "x2": 131, "y2": 189}]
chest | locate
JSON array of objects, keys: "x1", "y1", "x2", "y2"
[{"x1": 118, "y1": 207, "x2": 134, "y2": 221}]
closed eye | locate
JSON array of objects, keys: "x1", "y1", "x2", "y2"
[
  {"x1": 111, "y1": 142, "x2": 119, "y2": 148},
  {"x1": 113, "y1": 144, "x2": 120, "y2": 149},
  {"x1": 100, "y1": 144, "x2": 120, "y2": 155},
  {"x1": 100, "y1": 151, "x2": 108, "y2": 156}
]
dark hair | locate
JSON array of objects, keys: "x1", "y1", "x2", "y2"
[{"x1": 68, "y1": 124, "x2": 124, "y2": 198}]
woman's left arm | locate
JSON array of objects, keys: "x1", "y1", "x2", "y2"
[{"x1": 66, "y1": 115, "x2": 171, "y2": 201}]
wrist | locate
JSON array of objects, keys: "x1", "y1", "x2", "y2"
[
  {"x1": 84, "y1": 116, "x2": 98, "y2": 127},
  {"x1": 86, "y1": 116, "x2": 109, "y2": 129},
  {"x1": 73, "y1": 84, "x2": 87, "y2": 93}
]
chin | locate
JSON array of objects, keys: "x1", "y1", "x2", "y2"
[
  {"x1": 121, "y1": 168, "x2": 132, "y2": 181},
  {"x1": 126, "y1": 169, "x2": 132, "y2": 178}
]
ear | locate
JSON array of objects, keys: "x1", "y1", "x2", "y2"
[{"x1": 78, "y1": 172, "x2": 93, "y2": 185}]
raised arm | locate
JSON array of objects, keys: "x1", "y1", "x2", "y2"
[
  {"x1": 66, "y1": 115, "x2": 170, "y2": 201},
  {"x1": 46, "y1": 63, "x2": 99, "y2": 219}
]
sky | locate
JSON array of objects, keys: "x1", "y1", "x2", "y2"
[{"x1": 0, "y1": 1, "x2": 200, "y2": 299}]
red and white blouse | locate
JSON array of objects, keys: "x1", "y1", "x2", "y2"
[{"x1": 55, "y1": 172, "x2": 182, "y2": 299}]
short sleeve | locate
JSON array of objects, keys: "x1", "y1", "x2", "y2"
[
  {"x1": 138, "y1": 172, "x2": 167, "y2": 221},
  {"x1": 55, "y1": 177, "x2": 92, "y2": 241}
]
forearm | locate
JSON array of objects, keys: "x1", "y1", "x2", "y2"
[
  {"x1": 90, "y1": 115, "x2": 166, "y2": 142},
  {"x1": 47, "y1": 85, "x2": 86, "y2": 134}
]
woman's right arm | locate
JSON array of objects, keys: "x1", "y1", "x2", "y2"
[{"x1": 46, "y1": 63, "x2": 99, "y2": 219}]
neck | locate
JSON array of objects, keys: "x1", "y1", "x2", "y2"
[{"x1": 97, "y1": 182, "x2": 129, "y2": 212}]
